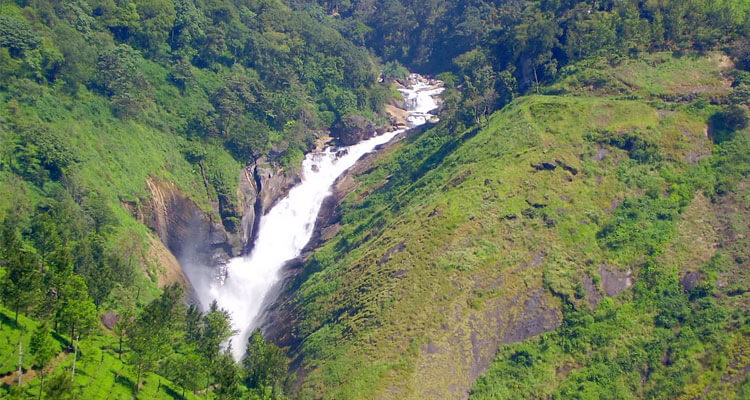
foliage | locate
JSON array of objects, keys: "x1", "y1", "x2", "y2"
[
  {"x1": 711, "y1": 104, "x2": 750, "y2": 143},
  {"x1": 244, "y1": 329, "x2": 289, "y2": 397},
  {"x1": 382, "y1": 61, "x2": 408, "y2": 80},
  {"x1": 29, "y1": 323, "x2": 56, "y2": 369},
  {"x1": 0, "y1": 0, "x2": 749, "y2": 399},
  {"x1": 278, "y1": 50, "x2": 750, "y2": 397},
  {"x1": 0, "y1": 15, "x2": 41, "y2": 57},
  {"x1": 302, "y1": 0, "x2": 749, "y2": 117},
  {"x1": 127, "y1": 283, "x2": 184, "y2": 390}
]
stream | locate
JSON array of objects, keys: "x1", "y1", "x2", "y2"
[{"x1": 187, "y1": 75, "x2": 443, "y2": 360}]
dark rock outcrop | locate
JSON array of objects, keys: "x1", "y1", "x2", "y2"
[
  {"x1": 254, "y1": 158, "x2": 301, "y2": 215},
  {"x1": 238, "y1": 165, "x2": 260, "y2": 246},
  {"x1": 332, "y1": 115, "x2": 378, "y2": 146},
  {"x1": 681, "y1": 271, "x2": 703, "y2": 292},
  {"x1": 583, "y1": 274, "x2": 604, "y2": 309},
  {"x1": 599, "y1": 265, "x2": 633, "y2": 296},
  {"x1": 140, "y1": 157, "x2": 301, "y2": 274},
  {"x1": 100, "y1": 311, "x2": 120, "y2": 330}
]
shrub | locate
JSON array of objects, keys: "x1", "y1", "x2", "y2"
[
  {"x1": 722, "y1": 104, "x2": 749, "y2": 131},
  {"x1": 710, "y1": 104, "x2": 749, "y2": 143},
  {"x1": 0, "y1": 15, "x2": 41, "y2": 57}
]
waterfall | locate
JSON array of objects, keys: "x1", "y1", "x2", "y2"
[{"x1": 187, "y1": 75, "x2": 443, "y2": 360}]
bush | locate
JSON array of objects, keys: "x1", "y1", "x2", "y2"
[
  {"x1": 722, "y1": 105, "x2": 749, "y2": 131},
  {"x1": 382, "y1": 61, "x2": 409, "y2": 80},
  {"x1": 0, "y1": 16, "x2": 41, "y2": 57},
  {"x1": 710, "y1": 105, "x2": 749, "y2": 143}
]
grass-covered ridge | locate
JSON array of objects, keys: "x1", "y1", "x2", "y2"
[{"x1": 280, "y1": 52, "x2": 749, "y2": 399}]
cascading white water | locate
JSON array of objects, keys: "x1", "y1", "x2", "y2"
[{"x1": 189, "y1": 75, "x2": 443, "y2": 360}]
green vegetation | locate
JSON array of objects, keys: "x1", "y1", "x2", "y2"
[
  {"x1": 0, "y1": 284, "x2": 289, "y2": 399},
  {"x1": 1, "y1": 0, "x2": 749, "y2": 399},
  {"x1": 279, "y1": 51, "x2": 749, "y2": 397},
  {"x1": 0, "y1": 0, "x2": 391, "y2": 398},
  {"x1": 305, "y1": 0, "x2": 749, "y2": 129}
]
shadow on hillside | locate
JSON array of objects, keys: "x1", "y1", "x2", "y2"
[
  {"x1": 0, "y1": 313, "x2": 21, "y2": 330},
  {"x1": 116, "y1": 373, "x2": 136, "y2": 393},
  {"x1": 163, "y1": 385, "x2": 183, "y2": 399}
]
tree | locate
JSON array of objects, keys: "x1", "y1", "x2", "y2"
[
  {"x1": 17, "y1": 124, "x2": 77, "y2": 182},
  {"x1": 722, "y1": 105, "x2": 749, "y2": 131},
  {"x1": 128, "y1": 283, "x2": 185, "y2": 391},
  {"x1": 56, "y1": 276, "x2": 98, "y2": 340},
  {"x1": 516, "y1": 13, "x2": 561, "y2": 92},
  {"x1": 214, "y1": 350, "x2": 242, "y2": 400},
  {"x1": 199, "y1": 301, "x2": 235, "y2": 373},
  {"x1": 382, "y1": 61, "x2": 408, "y2": 80},
  {"x1": 161, "y1": 352, "x2": 207, "y2": 399},
  {"x1": 110, "y1": 284, "x2": 137, "y2": 359},
  {"x1": 0, "y1": 16, "x2": 42, "y2": 57},
  {"x1": 134, "y1": 0, "x2": 177, "y2": 52},
  {"x1": 30, "y1": 323, "x2": 57, "y2": 399},
  {"x1": 0, "y1": 217, "x2": 42, "y2": 323},
  {"x1": 243, "y1": 329, "x2": 288, "y2": 396},
  {"x1": 453, "y1": 50, "x2": 498, "y2": 126},
  {"x1": 94, "y1": 44, "x2": 152, "y2": 118},
  {"x1": 43, "y1": 371, "x2": 80, "y2": 400},
  {"x1": 710, "y1": 104, "x2": 749, "y2": 143},
  {"x1": 564, "y1": 9, "x2": 616, "y2": 60}
]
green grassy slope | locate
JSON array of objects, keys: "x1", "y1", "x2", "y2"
[
  {"x1": 0, "y1": 52, "x2": 242, "y2": 400},
  {"x1": 0, "y1": 305, "x2": 202, "y2": 399},
  {"x1": 281, "y1": 52, "x2": 749, "y2": 398},
  {"x1": 0, "y1": 74, "x2": 241, "y2": 293}
]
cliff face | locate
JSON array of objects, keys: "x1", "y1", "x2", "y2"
[
  {"x1": 141, "y1": 159, "x2": 300, "y2": 273},
  {"x1": 144, "y1": 178, "x2": 235, "y2": 267}
]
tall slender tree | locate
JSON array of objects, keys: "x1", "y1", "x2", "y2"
[{"x1": 29, "y1": 323, "x2": 57, "y2": 399}]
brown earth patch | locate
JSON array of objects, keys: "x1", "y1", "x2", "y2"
[{"x1": 147, "y1": 235, "x2": 189, "y2": 288}]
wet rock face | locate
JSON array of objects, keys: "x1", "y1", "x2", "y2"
[
  {"x1": 144, "y1": 178, "x2": 235, "y2": 267},
  {"x1": 238, "y1": 165, "x2": 259, "y2": 246},
  {"x1": 254, "y1": 158, "x2": 301, "y2": 214},
  {"x1": 143, "y1": 156, "x2": 302, "y2": 270},
  {"x1": 332, "y1": 115, "x2": 377, "y2": 146}
]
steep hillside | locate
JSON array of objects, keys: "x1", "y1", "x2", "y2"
[
  {"x1": 0, "y1": 0, "x2": 392, "y2": 397},
  {"x1": 1, "y1": 0, "x2": 749, "y2": 399},
  {"x1": 266, "y1": 53, "x2": 749, "y2": 398}
]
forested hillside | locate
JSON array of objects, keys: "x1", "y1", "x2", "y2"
[
  {"x1": 0, "y1": 0, "x2": 749, "y2": 399},
  {"x1": 301, "y1": 0, "x2": 749, "y2": 120},
  {"x1": 0, "y1": 0, "x2": 390, "y2": 398}
]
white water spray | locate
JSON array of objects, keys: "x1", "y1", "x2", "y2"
[{"x1": 187, "y1": 75, "x2": 443, "y2": 360}]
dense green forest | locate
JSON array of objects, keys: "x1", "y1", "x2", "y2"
[
  {"x1": 300, "y1": 0, "x2": 750, "y2": 123},
  {"x1": 0, "y1": 0, "x2": 749, "y2": 399}
]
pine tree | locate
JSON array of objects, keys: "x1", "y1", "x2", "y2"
[
  {"x1": 1, "y1": 216, "x2": 42, "y2": 323},
  {"x1": 29, "y1": 323, "x2": 57, "y2": 399}
]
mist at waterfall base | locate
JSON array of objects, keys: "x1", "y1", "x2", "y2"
[{"x1": 183, "y1": 78, "x2": 443, "y2": 360}]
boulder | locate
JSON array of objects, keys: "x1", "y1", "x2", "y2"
[
  {"x1": 100, "y1": 312, "x2": 120, "y2": 330},
  {"x1": 681, "y1": 271, "x2": 702, "y2": 292},
  {"x1": 332, "y1": 115, "x2": 377, "y2": 146}
]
